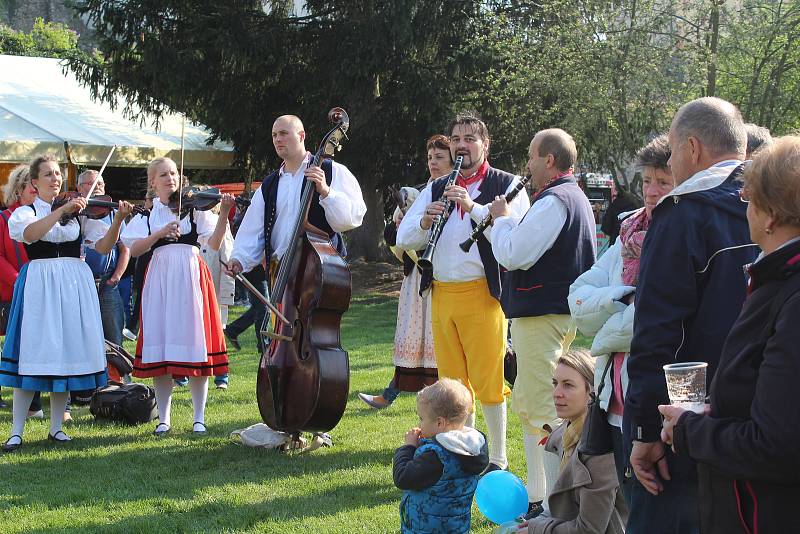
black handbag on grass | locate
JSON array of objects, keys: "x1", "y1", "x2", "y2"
[{"x1": 579, "y1": 355, "x2": 615, "y2": 456}]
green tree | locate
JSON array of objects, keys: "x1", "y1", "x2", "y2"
[
  {"x1": 717, "y1": 0, "x2": 800, "y2": 133},
  {"x1": 69, "y1": 0, "x2": 500, "y2": 258},
  {"x1": 0, "y1": 17, "x2": 80, "y2": 57}
]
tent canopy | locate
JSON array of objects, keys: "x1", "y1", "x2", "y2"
[{"x1": 0, "y1": 55, "x2": 235, "y2": 169}]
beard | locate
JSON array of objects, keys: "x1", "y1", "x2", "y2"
[{"x1": 455, "y1": 151, "x2": 478, "y2": 172}]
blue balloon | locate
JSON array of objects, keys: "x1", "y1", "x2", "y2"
[{"x1": 474, "y1": 470, "x2": 529, "y2": 524}]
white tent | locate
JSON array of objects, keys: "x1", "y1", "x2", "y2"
[{"x1": 0, "y1": 55, "x2": 235, "y2": 169}]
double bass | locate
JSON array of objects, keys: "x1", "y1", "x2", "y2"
[{"x1": 257, "y1": 108, "x2": 352, "y2": 437}]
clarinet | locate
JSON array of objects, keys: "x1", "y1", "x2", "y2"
[
  {"x1": 417, "y1": 156, "x2": 463, "y2": 270},
  {"x1": 459, "y1": 174, "x2": 532, "y2": 252}
]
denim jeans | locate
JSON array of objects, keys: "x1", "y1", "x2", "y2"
[
  {"x1": 214, "y1": 374, "x2": 229, "y2": 386},
  {"x1": 226, "y1": 266, "x2": 267, "y2": 353},
  {"x1": 381, "y1": 378, "x2": 401, "y2": 404},
  {"x1": 117, "y1": 275, "x2": 133, "y2": 329},
  {"x1": 98, "y1": 278, "x2": 124, "y2": 346}
]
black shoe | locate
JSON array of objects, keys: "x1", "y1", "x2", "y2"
[
  {"x1": 525, "y1": 501, "x2": 544, "y2": 520},
  {"x1": 481, "y1": 462, "x2": 507, "y2": 476},
  {"x1": 2, "y1": 435, "x2": 22, "y2": 452},
  {"x1": 0, "y1": 397, "x2": 8, "y2": 409},
  {"x1": 47, "y1": 430, "x2": 71, "y2": 443},
  {"x1": 153, "y1": 423, "x2": 171, "y2": 437},
  {"x1": 192, "y1": 422, "x2": 207, "y2": 435},
  {"x1": 225, "y1": 332, "x2": 241, "y2": 351}
]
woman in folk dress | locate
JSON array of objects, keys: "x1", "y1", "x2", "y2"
[
  {"x1": 122, "y1": 157, "x2": 234, "y2": 436},
  {"x1": 1, "y1": 155, "x2": 129, "y2": 452},
  {"x1": 358, "y1": 135, "x2": 453, "y2": 409}
]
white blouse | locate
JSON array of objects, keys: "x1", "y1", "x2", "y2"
[
  {"x1": 121, "y1": 197, "x2": 219, "y2": 248},
  {"x1": 9, "y1": 197, "x2": 109, "y2": 246},
  {"x1": 231, "y1": 155, "x2": 367, "y2": 273}
]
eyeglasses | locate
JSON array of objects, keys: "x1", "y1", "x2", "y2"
[{"x1": 739, "y1": 186, "x2": 750, "y2": 203}]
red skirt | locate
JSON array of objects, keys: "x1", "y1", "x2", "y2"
[{"x1": 133, "y1": 250, "x2": 228, "y2": 378}]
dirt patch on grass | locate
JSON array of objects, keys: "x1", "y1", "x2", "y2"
[{"x1": 349, "y1": 259, "x2": 404, "y2": 296}]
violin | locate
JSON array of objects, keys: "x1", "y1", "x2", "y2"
[
  {"x1": 52, "y1": 191, "x2": 149, "y2": 225},
  {"x1": 256, "y1": 107, "x2": 352, "y2": 438},
  {"x1": 167, "y1": 186, "x2": 250, "y2": 219}
]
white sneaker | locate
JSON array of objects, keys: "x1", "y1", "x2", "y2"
[
  {"x1": 27, "y1": 409, "x2": 44, "y2": 419},
  {"x1": 122, "y1": 328, "x2": 138, "y2": 341},
  {"x1": 215, "y1": 383, "x2": 228, "y2": 390}
]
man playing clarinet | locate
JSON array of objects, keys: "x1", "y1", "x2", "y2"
[
  {"x1": 397, "y1": 111, "x2": 529, "y2": 473},
  {"x1": 488, "y1": 128, "x2": 596, "y2": 518}
]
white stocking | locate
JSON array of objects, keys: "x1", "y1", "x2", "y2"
[
  {"x1": 153, "y1": 375, "x2": 174, "y2": 427},
  {"x1": 524, "y1": 431, "x2": 547, "y2": 502},
  {"x1": 481, "y1": 401, "x2": 508, "y2": 468},
  {"x1": 49, "y1": 391, "x2": 69, "y2": 438},
  {"x1": 189, "y1": 376, "x2": 208, "y2": 427},
  {"x1": 9, "y1": 388, "x2": 35, "y2": 444},
  {"x1": 466, "y1": 410, "x2": 476, "y2": 429}
]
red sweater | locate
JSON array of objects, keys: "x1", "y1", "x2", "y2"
[{"x1": 0, "y1": 203, "x2": 30, "y2": 302}]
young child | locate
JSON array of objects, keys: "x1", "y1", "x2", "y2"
[{"x1": 393, "y1": 378, "x2": 489, "y2": 534}]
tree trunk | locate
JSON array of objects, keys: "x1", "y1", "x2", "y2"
[
  {"x1": 706, "y1": 0, "x2": 721, "y2": 96},
  {"x1": 345, "y1": 185, "x2": 383, "y2": 261}
]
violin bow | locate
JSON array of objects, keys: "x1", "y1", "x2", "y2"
[
  {"x1": 177, "y1": 115, "x2": 186, "y2": 219},
  {"x1": 218, "y1": 260, "x2": 291, "y2": 329},
  {"x1": 86, "y1": 145, "x2": 117, "y2": 198}
]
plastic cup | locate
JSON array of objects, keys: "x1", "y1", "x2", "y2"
[{"x1": 663, "y1": 362, "x2": 707, "y2": 414}]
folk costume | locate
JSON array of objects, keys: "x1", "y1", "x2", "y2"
[
  {"x1": 385, "y1": 217, "x2": 436, "y2": 392},
  {"x1": 230, "y1": 152, "x2": 366, "y2": 280},
  {"x1": 121, "y1": 198, "x2": 228, "y2": 434},
  {"x1": 1, "y1": 197, "x2": 109, "y2": 447},
  {"x1": 491, "y1": 173, "x2": 596, "y2": 505},
  {"x1": 397, "y1": 160, "x2": 530, "y2": 469}
]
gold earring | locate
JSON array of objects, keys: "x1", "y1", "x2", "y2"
[{"x1": 765, "y1": 228, "x2": 773, "y2": 234}]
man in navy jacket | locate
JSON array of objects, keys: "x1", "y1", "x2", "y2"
[{"x1": 623, "y1": 97, "x2": 759, "y2": 533}]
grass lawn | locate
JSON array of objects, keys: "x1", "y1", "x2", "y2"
[{"x1": 0, "y1": 294, "x2": 591, "y2": 533}]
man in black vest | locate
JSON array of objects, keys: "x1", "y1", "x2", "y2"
[
  {"x1": 397, "y1": 112, "x2": 530, "y2": 473},
  {"x1": 226, "y1": 114, "x2": 366, "y2": 294},
  {"x1": 489, "y1": 128, "x2": 596, "y2": 517}
]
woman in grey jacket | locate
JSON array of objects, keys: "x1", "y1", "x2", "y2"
[{"x1": 520, "y1": 349, "x2": 628, "y2": 534}]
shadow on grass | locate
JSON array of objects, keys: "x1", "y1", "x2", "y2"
[{"x1": 20, "y1": 480, "x2": 398, "y2": 533}]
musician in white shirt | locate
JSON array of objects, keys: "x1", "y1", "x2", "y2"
[
  {"x1": 398, "y1": 112, "x2": 530, "y2": 473},
  {"x1": 226, "y1": 115, "x2": 366, "y2": 278}
]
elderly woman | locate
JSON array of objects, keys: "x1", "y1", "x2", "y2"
[
  {"x1": 519, "y1": 349, "x2": 627, "y2": 533},
  {"x1": 0, "y1": 165, "x2": 38, "y2": 412},
  {"x1": 568, "y1": 135, "x2": 672, "y2": 498},
  {"x1": 358, "y1": 134, "x2": 453, "y2": 409},
  {"x1": 660, "y1": 135, "x2": 800, "y2": 533}
]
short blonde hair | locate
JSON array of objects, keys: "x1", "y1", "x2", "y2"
[
  {"x1": 556, "y1": 349, "x2": 596, "y2": 392},
  {"x1": 743, "y1": 135, "x2": 800, "y2": 228},
  {"x1": 417, "y1": 378, "x2": 472, "y2": 424},
  {"x1": 2, "y1": 165, "x2": 31, "y2": 206}
]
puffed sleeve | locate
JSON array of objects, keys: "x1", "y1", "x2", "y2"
[
  {"x1": 318, "y1": 162, "x2": 367, "y2": 233},
  {"x1": 8, "y1": 206, "x2": 37, "y2": 244},
  {"x1": 193, "y1": 209, "x2": 219, "y2": 239},
  {"x1": 121, "y1": 214, "x2": 150, "y2": 249}
]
